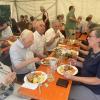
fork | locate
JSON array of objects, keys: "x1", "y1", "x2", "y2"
[{"x1": 38, "y1": 83, "x2": 42, "y2": 94}]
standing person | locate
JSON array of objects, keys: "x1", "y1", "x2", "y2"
[
  {"x1": 86, "y1": 15, "x2": 98, "y2": 33},
  {"x1": 64, "y1": 28, "x2": 100, "y2": 100},
  {"x1": 65, "y1": 5, "x2": 77, "y2": 38},
  {"x1": 24, "y1": 15, "x2": 29, "y2": 29},
  {"x1": 17, "y1": 15, "x2": 26, "y2": 32},
  {"x1": 30, "y1": 16, "x2": 37, "y2": 32},
  {"x1": 10, "y1": 18, "x2": 21, "y2": 36},
  {"x1": 40, "y1": 6, "x2": 50, "y2": 31}
]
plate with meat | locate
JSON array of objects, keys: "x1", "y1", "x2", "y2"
[{"x1": 57, "y1": 64, "x2": 78, "y2": 75}]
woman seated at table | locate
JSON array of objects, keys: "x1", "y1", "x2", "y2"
[
  {"x1": 0, "y1": 62, "x2": 16, "y2": 99},
  {"x1": 64, "y1": 27, "x2": 100, "y2": 100}
]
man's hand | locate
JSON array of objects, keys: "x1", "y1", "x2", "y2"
[
  {"x1": 33, "y1": 57, "x2": 41, "y2": 63},
  {"x1": 3, "y1": 72, "x2": 16, "y2": 85},
  {"x1": 63, "y1": 72, "x2": 73, "y2": 80},
  {"x1": 68, "y1": 58, "x2": 77, "y2": 66}
]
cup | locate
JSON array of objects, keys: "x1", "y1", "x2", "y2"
[
  {"x1": 49, "y1": 59, "x2": 57, "y2": 71},
  {"x1": 47, "y1": 68, "x2": 54, "y2": 82}
]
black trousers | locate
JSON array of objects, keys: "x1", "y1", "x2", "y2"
[{"x1": 16, "y1": 73, "x2": 28, "y2": 83}]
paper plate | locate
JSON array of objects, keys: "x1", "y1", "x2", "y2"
[{"x1": 24, "y1": 71, "x2": 47, "y2": 85}]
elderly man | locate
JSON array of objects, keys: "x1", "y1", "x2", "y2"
[
  {"x1": 30, "y1": 20, "x2": 46, "y2": 58},
  {"x1": 10, "y1": 29, "x2": 40, "y2": 82},
  {"x1": 45, "y1": 20, "x2": 64, "y2": 51}
]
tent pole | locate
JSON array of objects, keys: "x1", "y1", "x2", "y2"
[
  {"x1": 55, "y1": 0, "x2": 58, "y2": 19},
  {"x1": 14, "y1": 0, "x2": 19, "y2": 21}
]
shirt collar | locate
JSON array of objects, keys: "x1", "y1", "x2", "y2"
[{"x1": 35, "y1": 31, "x2": 43, "y2": 37}]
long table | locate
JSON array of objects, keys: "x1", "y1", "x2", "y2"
[
  {"x1": 17, "y1": 34, "x2": 88, "y2": 100},
  {"x1": 18, "y1": 65, "x2": 72, "y2": 100}
]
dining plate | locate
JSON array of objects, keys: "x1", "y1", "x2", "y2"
[
  {"x1": 41, "y1": 57, "x2": 57, "y2": 65},
  {"x1": 24, "y1": 71, "x2": 47, "y2": 85},
  {"x1": 57, "y1": 64, "x2": 78, "y2": 75}
]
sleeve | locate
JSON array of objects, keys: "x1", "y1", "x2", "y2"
[{"x1": 9, "y1": 49, "x2": 24, "y2": 67}]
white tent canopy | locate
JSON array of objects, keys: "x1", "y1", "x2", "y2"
[{"x1": 0, "y1": 0, "x2": 100, "y2": 23}]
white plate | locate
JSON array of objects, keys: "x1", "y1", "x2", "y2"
[
  {"x1": 41, "y1": 57, "x2": 57, "y2": 65},
  {"x1": 24, "y1": 71, "x2": 47, "y2": 85},
  {"x1": 57, "y1": 64, "x2": 78, "y2": 75}
]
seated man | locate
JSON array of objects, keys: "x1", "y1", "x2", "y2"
[
  {"x1": 9, "y1": 29, "x2": 40, "y2": 82},
  {"x1": 45, "y1": 20, "x2": 64, "y2": 51},
  {"x1": 30, "y1": 20, "x2": 47, "y2": 58},
  {"x1": 0, "y1": 62, "x2": 16, "y2": 99}
]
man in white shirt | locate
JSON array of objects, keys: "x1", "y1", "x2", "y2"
[
  {"x1": 30, "y1": 20, "x2": 46, "y2": 58},
  {"x1": 45, "y1": 20, "x2": 64, "y2": 51},
  {"x1": 10, "y1": 29, "x2": 40, "y2": 82}
]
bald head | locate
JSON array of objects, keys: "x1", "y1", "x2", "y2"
[{"x1": 20, "y1": 29, "x2": 34, "y2": 48}]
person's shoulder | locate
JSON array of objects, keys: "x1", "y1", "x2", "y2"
[{"x1": 10, "y1": 40, "x2": 20, "y2": 51}]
